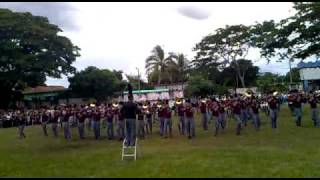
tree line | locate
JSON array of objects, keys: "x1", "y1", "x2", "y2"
[{"x1": 0, "y1": 2, "x2": 318, "y2": 108}]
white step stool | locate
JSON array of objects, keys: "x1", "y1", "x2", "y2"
[{"x1": 122, "y1": 138, "x2": 138, "y2": 160}]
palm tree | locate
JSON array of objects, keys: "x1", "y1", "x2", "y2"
[
  {"x1": 167, "y1": 53, "x2": 190, "y2": 83},
  {"x1": 145, "y1": 45, "x2": 171, "y2": 85}
]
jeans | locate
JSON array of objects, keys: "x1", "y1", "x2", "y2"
[
  {"x1": 201, "y1": 113, "x2": 208, "y2": 130},
  {"x1": 52, "y1": 123, "x2": 58, "y2": 137},
  {"x1": 93, "y1": 121, "x2": 100, "y2": 139},
  {"x1": 269, "y1": 109, "x2": 278, "y2": 128},
  {"x1": 42, "y1": 121, "x2": 48, "y2": 136},
  {"x1": 214, "y1": 115, "x2": 222, "y2": 136},
  {"x1": 178, "y1": 116, "x2": 185, "y2": 135},
  {"x1": 137, "y1": 120, "x2": 145, "y2": 138},
  {"x1": 252, "y1": 113, "x2": 260, "y2": 130},
  {"x1": 78, "y1": 122, "x2": 85, "y2": 139},
  {"x1": 311, "y1": 108, "x2": 319, "y2": 126},
  {"x1": 18, "y1": 124, "x2": 26, "y2": 139},
  {"x1": 185, "y1": 117, "x2": 195, "y2": 137},
  {"x1": 107, "y1": 121, "x2": 114, "y2": 139},
  {"x1": 241, "y1": 109, "x2": 247, "y2": 126},
  {"x1": 146, "y1": 117, "x2": 152, "y2": 134},
  {"x1": 159, "y1": 117, "x2": 165, "y2": 136},
  {"x1": 164, "y1": 118, "x2": 172, "y2": 137},
  {"x1": 294, "y1": 107, "x2": 302, "y2": 124},
  {"x1": 117, "y1": 120, "x2": 125, "y2": 139},
  {"x1": 125, "y1": 118, "x2": 136, "y2": 146},
  {"x1": 63, "y1": 122, "x2": 71, "y2": 139}
]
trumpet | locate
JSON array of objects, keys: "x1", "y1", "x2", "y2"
[{"x1": 142, "y1": 104, "x2": 148, "y2": 109}]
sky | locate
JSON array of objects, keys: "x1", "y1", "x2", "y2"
[{"x1": 0, "y1": 2, "x2": 299, "y2": 87}]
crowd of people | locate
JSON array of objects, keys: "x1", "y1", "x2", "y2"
[{"x1": 0, "y1": 88, "x2": 319, "y2": 146}]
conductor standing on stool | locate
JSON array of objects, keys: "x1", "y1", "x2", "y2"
[{"x1": 122, "y1": 83, "x2": 138, "y2": 146}]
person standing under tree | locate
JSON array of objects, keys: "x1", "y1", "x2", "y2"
[
  {"x1": 145, "y1": 101, "x2": 153, "y2": 134},
  {"x1": 17, "y1": 111, "x2": 27, "y2": 139},
  {"x1": 185, "y1": 99, "x2": 195, "y2": 139},
  {"x1": 268, "y1": 91, "x2": 279, "y2": 129},
  {"x1": 308, "y1": 91, "x2": 319, "y2": 127},
  {"x1": 231, "y1": 95, "x2": 242, "y2": 135},
  {"x1": 176, "y1": 99, "x2": 185, "y2": 135},
  {"x1": 52, "y1": 110, "x2": 59, "y2": 137},
  {"x1": 41, "y1": 109, "x2": 50, "y2": 137},
  {"x1": 200, "y1": 99, "x2": 208, "y2": 131}
]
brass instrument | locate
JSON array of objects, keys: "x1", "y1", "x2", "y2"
[
  {"x1": 112, "y1": 102, "x2": 119, "y2": 108},
  {"x1": 175, "y1": 98, "x2": 182, "y2": 105},
  {"x1": 273, "y1": 91, "x2": 278, "y2": 97}
]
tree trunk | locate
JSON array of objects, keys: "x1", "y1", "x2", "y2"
[
  {"x1": 239, "y1": 75, "x2": 246, "y2": 88},
  {"x1": 157, "y1": 71, "x2": 161, "y2": 85}
]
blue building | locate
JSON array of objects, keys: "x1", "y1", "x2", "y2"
[{"x1": 297, "y1": 61, "x2": 320, "y2": 92}]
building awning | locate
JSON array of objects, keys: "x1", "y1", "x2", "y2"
[
  {"x1": 24, "y1": 92, "x2": 60, "y2": 101},
  {"x1": 123, "y1": 89, "x2": 169, "y2": 95}
]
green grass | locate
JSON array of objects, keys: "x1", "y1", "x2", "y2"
[{"x1": 1, "y1": 106, "x2": 320, "y2": 177}]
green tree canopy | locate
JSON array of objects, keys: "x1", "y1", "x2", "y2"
[
  {"x1": 184, "y1": 75, "x2": 215, "y2": 98},
  {"x1": 68, "y1": 66, "x2": 123, "y2": 101},
  {"x1": 0, "y1": 9, "x2": 80, "y2": 108},
  {"x1": 193, "y1": 24, "x2": 253, "y2": 88}
]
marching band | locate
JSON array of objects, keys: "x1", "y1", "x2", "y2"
[{"x1": 2, "y1": 89, "x2": 320, "y2": 141}]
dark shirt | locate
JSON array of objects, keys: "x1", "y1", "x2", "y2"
[
  {"x1": 309, "y1": 98, "x2": 317, "y2": 109},
  {"x1": 177, "y1": 105, "x2": 185, "y2": 117},
  {"x1": 122, "y1": 101, "x2": 137, "y2": 119},
  {"x1": 200, "y1": 103, "x2": 207, "y2": 113},
  {"x1": 185, "y1": 107, "x2": 193, "y2": 118},
  {"x1": 137, "y1": 109, "x2": 144, "y2": 120}
]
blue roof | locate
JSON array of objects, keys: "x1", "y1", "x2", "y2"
[{"x1": 297, "y1": 61, "x2": 320, "y2": 69}]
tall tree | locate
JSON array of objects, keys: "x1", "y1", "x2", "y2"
[
  {"x1": 193, "y1": 25, "x2": 252, "y2": 88},
  {"x1": 251, "y1": 2, "x2": 320, "y2": 63},
  {"x1": 68, "y1": 66, "x2": 122, "y2": 101},
  {"x1": 0, "y1": 9, "x2": 80, "y2": 108},
  {"x1": 145, "y1": 45, "x2": 171, "y2": 85},
  {"x1": 166, "y1": 53, "x2": 190, "y2": 83}
]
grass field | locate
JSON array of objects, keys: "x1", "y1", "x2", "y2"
[{"x1": 1, "y1": 105, "x2": 320, "y2": 177}]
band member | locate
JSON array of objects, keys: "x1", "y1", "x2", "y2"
[
  {"x1": 231, "y1": 95, "x2": 242, "y2": 135},
  {"x1": 250, "y1": 95, "x2": 261, "y2": 130},
  {"x1": 163, "y1": 100, "x2": 172, "y2": 138},
  {"x1": 292, "y1": 91, "x2": 304, "y2": 127},
  {"x1": 287, "y1": 92, "x2": 295, "y2": 117},
  {"x1": 52, "y1": 110, "x2": 59, "y2": 137},
  {"x1": 308, "y1": 92, "x2": 319, "y2": 127},
  {"x1": 41, "y1": 109, "x2": 50, "y2": 137},
  {"x1": 185, "y1": 99, "x2": 195, "y2": 139},
  {"x1": 176, "y1": 99, "x2": 185, "y2": 135},
  {"x1": 137, "y1": 103, "x2": 145, "y2": 139},
  {"x1": 77, "y1": 111, "x2": 86, "y2": 139},
  {"x1": 117, "y1": 102, "x2": 125, "y2": 141},
  {"x1": 122, "y1": 83, "x2": 138, "y2": 146},
  {"x1": 62, "y1": 109, "x2": 71, "y2": 140},
  {"x1": 240, "y1": 97, "x2": 248, "y2": 127},
  {"x1": 210, "y1": 98, "x2": 221, "y2": 136},
  {"x1": 144, "y1": 101, "x2": 152, "y2": 134},
  {"x1": 200, "y1": 99, "x2": 208, "y2": 131},
  {"x1": 106, "y1": 104, "x2": 114, "y2": 140},
  {"x1": 17, "y1": 111, "x2": 27, "y2": 139},
  {"x1": 92, "y1": 108, "x2": 101, "y2": 140},
  {"x1": 158, "y1": 101, "x2": 165, "y2": 137},
  {"x1": 218, "y1": 100, "x2": 226, "y2": 131},
  {"x1": 268, "y1": 91, "x2": 279, "y2": 129}
]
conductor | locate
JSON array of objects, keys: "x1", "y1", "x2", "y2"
[{"x1": 121, "y1": 83, "x2": 138, "y2": 146}]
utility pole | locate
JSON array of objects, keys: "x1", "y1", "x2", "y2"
[
  {"x1": 289, "y1": 58, "x2": 293, "y2": 90},
  {"x1": 136, "y1": 67, "x2": 140, "y2": 91}
]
